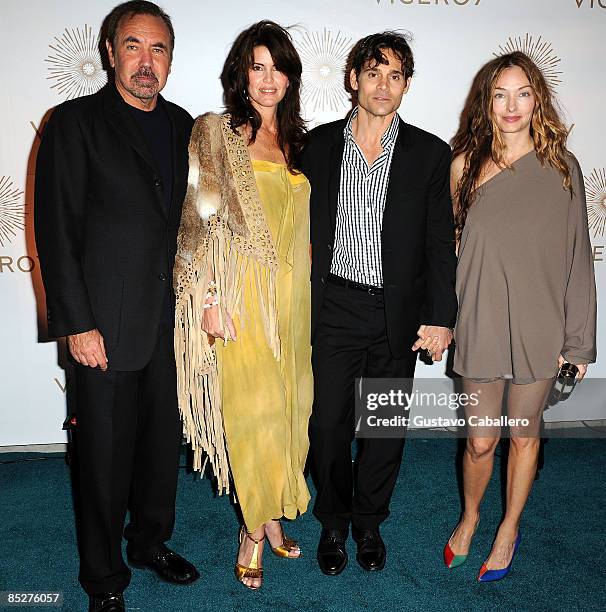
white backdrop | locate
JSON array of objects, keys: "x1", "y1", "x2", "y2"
[{"x1": 1, "y1": 0, "x2": 604, "y2": 445}]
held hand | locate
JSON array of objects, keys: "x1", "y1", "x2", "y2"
[
  {"x1": 202, "y1": 304, "x2": 237, "y2": 341},
  {"x1": 558, "y1": 354, "x2": 588, "y2": 380},
  {"x1": 412, "y1": 325, "x2": 453, "y2": 362},
  {"x1": 67, "y1": 329, "x2": 108, "y2": 370}
]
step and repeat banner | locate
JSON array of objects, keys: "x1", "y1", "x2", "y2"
[{"x1": 1, "y1": 0, "x2": 604, "y2": 445}]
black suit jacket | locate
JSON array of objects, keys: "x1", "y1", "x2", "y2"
[
  {"x1": 301, "y1": 116, "x2": 457, "y2": 358},
  {"x1": 35, "y1": 84, "x2": 194, "y2": 370}
]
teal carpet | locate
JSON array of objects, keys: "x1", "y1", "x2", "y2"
[{"x1": 1, "y1": 439, "x2": 605, "y2": 611}]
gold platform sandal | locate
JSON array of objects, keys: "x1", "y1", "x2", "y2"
[
  {"x1": 266, "y1": 519, "x2": 302, "y2": 558},
  {"x1": 234, "y1": 526, "x2": 264, "y2": 590}
]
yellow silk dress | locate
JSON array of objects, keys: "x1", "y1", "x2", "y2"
[{"x1": 216, "y1": 160, "x2": 312, "y2": 531}]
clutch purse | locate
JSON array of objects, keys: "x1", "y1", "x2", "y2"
[{"x1": 552, "y1": 362, "x2": 579, "y2": 402}]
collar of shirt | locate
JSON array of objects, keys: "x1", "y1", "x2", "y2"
[{"x1": 343, "y1": 106, "x2": 400, "y2": 151}]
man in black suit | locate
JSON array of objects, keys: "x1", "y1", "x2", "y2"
[
  {"x1": 302, "y1": 32, "x2": 457, "y2": 575},
  {"x1": 35, "y1": 2, "x2": 198, "y2": 610}
]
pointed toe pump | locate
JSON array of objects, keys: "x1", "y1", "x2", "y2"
[{"x1": 477, "y1": 532, "x2": 522, "y2": 583}]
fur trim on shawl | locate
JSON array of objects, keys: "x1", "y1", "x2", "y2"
[{"x1": 174, "y1": 113, "x2": 280, "y2": 493}]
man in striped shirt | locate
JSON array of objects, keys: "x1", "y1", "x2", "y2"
[{"x1": 302, "y1": 32, "x2": 457, "y2": 576}]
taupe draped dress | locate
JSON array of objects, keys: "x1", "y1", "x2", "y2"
[{"x1": 454, "y1": 152, "x2": 596, "y2": 383}]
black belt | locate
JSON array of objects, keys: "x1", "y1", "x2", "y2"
[{"x1": 327, "y1": 273, "x2": 383, "y2": 295}]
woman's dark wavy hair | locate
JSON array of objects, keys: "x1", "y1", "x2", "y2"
[
  {"x1": 452, "y1": 51, "x2": 572, "y2": 240},
  {"x1": 220, "y1": 20, "x2": 306, "y2": 172}
]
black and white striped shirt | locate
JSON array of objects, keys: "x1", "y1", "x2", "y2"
[{"x1": 330, "y1": 107, "x2": 399, "y2": 287}]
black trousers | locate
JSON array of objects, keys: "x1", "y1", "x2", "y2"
[
  {"x1": 74, "y1": 323, "x2": 182, "y2": 594},
  {"x1": 310, "y1": 281, "x2": 416, "y2": 531}
]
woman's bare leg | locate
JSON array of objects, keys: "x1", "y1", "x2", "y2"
[
  {"x1": 448, "y1": 379, "x2": 504, "y2": 555},
  {"x1": 482, "y1": 378, "x2": 553, "y2": 569}
]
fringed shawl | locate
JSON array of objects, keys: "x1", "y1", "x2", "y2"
[{"x1": 174, "y1": 113, "x2": 280, "y2": 493}]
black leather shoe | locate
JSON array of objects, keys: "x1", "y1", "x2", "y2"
[
  {"x1": 127, "y1": 545, "x2": 200, "y2": 584},
  {"x1": 352, "y1": 527, "x2": 386, "y2": 571},
  {"x1": 317, "y1": 528, "x2": 348, "y2": 575},
  {"x1": 88, "y1": 593, "x2": 124, "y2": 612}
]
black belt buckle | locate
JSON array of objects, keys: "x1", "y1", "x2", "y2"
[{"x1": 365, "y1": 284, "x2": 382, "y2": 295}]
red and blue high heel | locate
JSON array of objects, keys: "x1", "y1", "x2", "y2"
[
  {"x1": 443, "y1": 519, "x2": 479, "y2": 569},
  {"x1": 477, "y1": 531, "x2": 522, "y2": 582}
]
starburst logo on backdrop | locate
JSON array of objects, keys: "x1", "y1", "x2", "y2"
[
  {"x1": 585, "y1": 168, "x2": 606, "y2": 238},
  {"x1": 296, "y1": 29, "x2": 352, "y2": 113},
  {"x1": 46, "y1": 24, "x2": 107, "y2": 100},
  {"x1": 494, "y1": 34, "x2": 562, "y2": 91},
  {"x1": 0, "y1": 176, "x2": 25, "y2": 247}
]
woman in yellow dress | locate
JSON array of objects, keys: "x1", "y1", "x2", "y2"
[{"x1": 173, "y1": 21, "x2": 311, "y2": 589}]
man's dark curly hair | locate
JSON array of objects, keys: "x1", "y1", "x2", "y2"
[{"x1": 347, "y1": 31, "x2": 415, "y2": 87}]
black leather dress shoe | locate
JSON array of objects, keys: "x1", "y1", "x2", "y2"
[
  {"x1": 88, "y1": 593, "x2": 124, "y2": 612},
  {"x1": 352, "y1": 527, "x2": 386, "y2": 571},
  {"x1": 127, "y1": 545, "x2": 200, "y2": 584},
  {"x1": 317, "y1": 528, "x2": 348, "y2": 575}
]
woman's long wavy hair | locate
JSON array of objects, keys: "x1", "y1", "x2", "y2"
[
  {"x1": 452, "y1": 51, "x2": 572, "y2": 239},
  {"x1": 220, "y1": 20, "x2": 306, "y2": 172}
]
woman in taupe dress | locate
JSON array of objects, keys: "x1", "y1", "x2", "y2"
[{"x1": 443, "y1": 52, "x2": 596, "y2": 581}]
